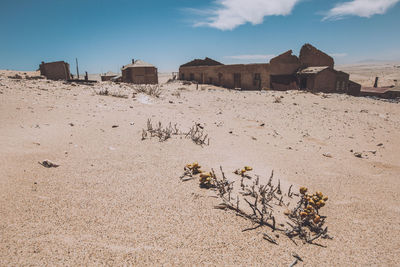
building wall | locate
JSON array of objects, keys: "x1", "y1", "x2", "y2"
[
  {"x1": 313, "y1": 69, "x2": 337, "y2": 92},
  {"x1": 299, "y1": 44, "x2": 334, "y2": 69},
  {"x1": 269, "y1": 50, "x2": 300, "y2": 75},
  {"x1": 348, "y1": 80, "x2": 361, "y2": 96},
  {"x1": 122, "y1": 67, "x2": 158, "y2": 84},
  {"x1": 39, "y1": 61, "x2": 71, "y2": 80},
  {"x1": 179, "y1": 64, "x2": 271, "y2": 90}
]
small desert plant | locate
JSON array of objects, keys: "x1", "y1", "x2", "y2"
[
  {"x1": 142, "y1": 120, "x2": 210, "y2": 146},
  {"x1": 97, "y1": 88, "x2": 109, "y2": 96},
  {"x1": 180, "y1": 164, "x2": 331, "y2": 246},
  {"x1": 141, "y1": 119, "x2": 180, "y2": 142},
  {"x1": 133, "y1": 84, "x2": 162, "y2": 97},
  {"x1": 284, "y1": 187, "x2": 330, "y2": 244},
  {"x1": 273, "y1": 96, "x2": 282, "y2": 103},
  {"x1": 185, "y1": 123, "x2": 210, "y2": 146}
]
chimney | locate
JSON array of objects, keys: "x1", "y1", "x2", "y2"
[{"x1": 132, "y1": 59, "x2": 135, "y2": 64}]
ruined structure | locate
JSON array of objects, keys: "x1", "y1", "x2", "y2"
[
  {"x1": 121, "y1": 59, "x2": 158, "y2": 84},
  {"x1": 179, "y1": 44, "x2": 361, "y2": 96},
  {"x1": 101, "y1": 71, "x2": 118, "y2": 81},
  {"x1": 297, "y1": 66, "x2": 349, "y2": 93},
  {"x1": 299, "y1": 44, "x2": 334, "y2": 69},
  {"x1": 39, "y1": 61, "x2": 71, "y2": 80}
]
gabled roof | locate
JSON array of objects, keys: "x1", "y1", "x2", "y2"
[
  {"x1": 297, "y1": 66, "x2": 330, "y2": 74},
  {"x1": 180, "y1": 57, "x2": 223, "y2": 68},
  {"x1": 121, "y1": 60, "x2": 155, "y2": 70}
]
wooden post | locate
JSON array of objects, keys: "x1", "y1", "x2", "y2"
[
  {"x1": 374, "y1": 77, "x2": 379, "y2": 88},
  {"x1": 76, "y1": 58, "x2": 80, "y2": 80}
]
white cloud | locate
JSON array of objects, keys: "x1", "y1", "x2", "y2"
[
  {"x1": 194, "y1": 0, "x2": 302, "y2": 30},
  {"x1": 323, "y1": 0, "x2": 400, "y2": 20},
  {"x1": 224, "y1": 54, "x2": 276, "y2": 60}
]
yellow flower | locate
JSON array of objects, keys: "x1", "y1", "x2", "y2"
[
  {"x1": 313, "y1": 215, "x2": 321, "y2": 224},
  {"x1": 244, "y1": 166, "x2": 253, "y2": 171},
  {"x1": 200, "y1": 173, "x2": 211, "y2": 178},
  {"x1": 299, "y1": 187, "x2": 308, "y2": 195}
]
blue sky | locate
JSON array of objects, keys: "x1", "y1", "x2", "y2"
[{"x1": 1, "y1": 0, "x2": 399, "y2": 73}]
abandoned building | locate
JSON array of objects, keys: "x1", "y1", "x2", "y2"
[
  {"x1": 121, "y1": 59, "x2": 158, "y2": 84},
  {"x1": 179, "y1": 44, "x2": 361, "y2": 96},
  {"x1": 101, "y1": 71, "x2": 118, "y2": 81},
  {"x1": 39, "y1": 61, "x2": 71, "y2": 80}
]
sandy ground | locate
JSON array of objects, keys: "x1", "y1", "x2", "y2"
[
  {"x1": 337, "y1": 62, "x2": 400, "y2": 87},
  {"x1": 1, "y1": 69, "x2": 399, "y2": 266}
]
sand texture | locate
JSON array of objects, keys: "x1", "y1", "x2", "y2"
[{"x1": 0, "y1": 69, "x2": 399, "y2": 266}]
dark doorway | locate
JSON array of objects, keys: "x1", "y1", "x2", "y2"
[
  {"x1": 300, "y1": 77, "x2": 307, "y2": 89},
  {"x1": 234, "y1": 73, "x2": 241, "y2": 89},
  {"x1": 190, "y1": 73, "x2": 194, "y2": 81},
  {"x1": 218, "y1": 73, "x2": 223, "y2": 86},
  {"x1": 125, "y1": 69, "x2": 132, "y2": 83},
  {"x1": 253, "y1": 73, "x2": 261, "y2": 90}
]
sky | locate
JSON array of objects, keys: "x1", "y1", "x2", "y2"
[{"x1": 0, "y1": 0, "x2": 399, "y2": 73}]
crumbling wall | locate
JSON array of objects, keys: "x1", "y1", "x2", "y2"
[
  {"x1": 269, "y1": 50, "x2": 300, "y2": 74},
  {"x1": 39, "y1": 61, "x2": 71, "y2": 80},
  {"x1": 299, "y1": 44, "x2": 334, "y2": 69},
  {"x1": 179, "y1": 64, "x2": 270, "y2": 90},
  {"x1": 348, "y1": 80, "x2": 361, "y2": 96}
]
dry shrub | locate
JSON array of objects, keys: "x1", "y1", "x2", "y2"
[
  {"x1": 142, "y1": 119, "x2": 210, "y2": 146},
  {"x1": 133, "y1": 84, "x2": 162, "y2": 98},
  {"x1": 180, "y1": 165, "x2": 331, "y2": 246},
  {"x1": 273, "y1": 96, "x2": 282, "y2": 103},
  {"x1": 141, "y1": 119, "x2": 180, "y2": 142}
]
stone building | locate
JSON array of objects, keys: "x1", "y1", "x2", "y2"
[
  {"x1": 101, "y1": 71, "x2": 118, "y2": 81},
  {"x1": 39, "y1": 61, "x2": 71, "y2": 80},
  {"x1": 297, "y1": 66, "x2": 349, "y2": 93},
  {"x1": 179, "y1": 44, "x2": 361, "y2": 96},
  {"x1": 121, "y1": 59, "x2": 158, "y2": 84}
]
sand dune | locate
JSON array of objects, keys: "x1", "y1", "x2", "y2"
[{"x1": 0, "y1": 69, "x2": 399, "y2": 265}]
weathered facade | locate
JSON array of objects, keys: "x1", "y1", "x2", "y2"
[
  {"x1": 179, "y1": 44, "x2": 361, "y2": 96},
  {"x1": 297, "y1": 67, "x2": 349, "y2": 93},
  {"x1": 39, "y1": 61, "x2": 71, "y2": 80},
  {"x1": 121, "y1": 59, "x2": 158, "y2": 84}
]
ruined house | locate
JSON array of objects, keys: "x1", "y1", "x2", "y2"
[
  {"x1": 121, "y1": 59, "x2": 158, "y2": 84},
  {"x1": 297, "y1": 66, "x2": 349, "y2": 93},
  {"x1": 101, "y1": 71, "x2": 118, "y2": 81},
  {"x1": 39, "y1": 61, "x2": 71, "y2": 80},
  {"x1": 179, "y1": 44, "x2": 361, "y2": 96}
]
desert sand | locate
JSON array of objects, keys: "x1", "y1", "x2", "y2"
[{"x1": 0, "y1": 67, "x2": 399, "y2": 266}]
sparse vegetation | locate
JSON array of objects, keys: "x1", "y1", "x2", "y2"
[
  {"x1": 180, "y1": 164, "x2": 331, "y2": 246},
  {"x1": 142, "y1": 119, "x2": 210, "y2": 146},
  {"x1": 95, "y1": 86, "x2": 129, "y2": 98},
  {"x1": 141, "y1": 119, "x2": 180, "y2": 142},
  {"x1": 133, "y1": 84, "x2": 162, "y2": 97}
]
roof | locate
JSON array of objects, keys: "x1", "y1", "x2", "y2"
[
  {"x1": 297, "y1": 66, "x2": 330, "y2": 74},
  {"x1": 121, "y1": 60, "x2": 155, "y2": 70},
  {"x1": 111, "y1": 75, "x2": 122, "y2": 81},
  {"x1": 102, "y1": 71, "x2": 118, "y2": 77},
  {"x1": 180, "y1": 57, "x2": 223, "y2": 68}
]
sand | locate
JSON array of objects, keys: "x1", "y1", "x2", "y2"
[{"x1": 0, "y1": 68, "x2": 399, "y2": 266}]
